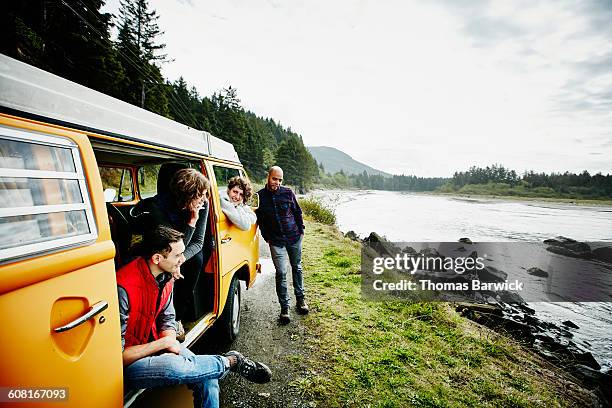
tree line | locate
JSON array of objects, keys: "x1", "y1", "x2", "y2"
[
  {"x1": 317, "y1": 168, "x2": 448, "y2": 191},
  {"x1": 314, "y1": 163, "x2": 612, "y2": 200},
  {"x1": 441, "y1": 165, "x2": 612, "y2": 199},
  {"x1": 1, "y1": 0, "x2": 317, "y2": 187}
]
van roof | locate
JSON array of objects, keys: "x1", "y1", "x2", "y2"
[{"x1": 0, "y1": 54, "x2": 240, "y2": 163}]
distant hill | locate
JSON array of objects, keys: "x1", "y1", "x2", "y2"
[{"x1": 307, "y1": 146, "x2": 391, "y2": 177}]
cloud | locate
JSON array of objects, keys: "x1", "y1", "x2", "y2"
[{"x1": 462, "y1": 16, "x2": 526, "y2": 47}]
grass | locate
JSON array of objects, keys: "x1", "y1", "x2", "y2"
[
  {"x1": 299, "y1": 197, "x2": 337, "y2": 225},
  {"x1": 295, "y1": 220, "x2": 597, "y2": 407}
]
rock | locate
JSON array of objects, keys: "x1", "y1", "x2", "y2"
[
  {"x1": 419, "y1": 247, "x2": 445, "y2": 271},
  {"x1": 455, "y1": 302, "x2": 503, "y2": 316},
  {"x1": 527, "y1": 267, "x2": 549, "y2": 278},
  {"x1": 471, "y1": 312, "x2": 534, "y2": 341},
  {"x1": 364, "y1": 232, "x2": 399, "y2": 257},
  {"x1": 499, "y1": 319, "x2": 534, "y2": 341},
  {"x1": 592, "y1": 246, "x2": 612, "y2": 264},
  {"x1": 562, "y1": 320, "x2": 580, "y2": 329},
  {"x1": 402, "y1": 246, "x2": 417, "y2": 256},
  {"x1": 517, "y1": 303, "x2": 536, "y2": 315},
  {"x1": 345, "y1": 230, "x2": 360, "y2": 241},
  {"x1": 545, "y1": 236, "x2": 592, "y2": 259},
  {"x1": 570, "y1": 365, "x2": 606, "y2": 389},
  {"x1": 574, "y1": 351, "x2": 601, "y2": 370},
  {"x1": 459, "y1": 237, "x2": 473, "y2": 244},
  {"x1": 523, "y1": 314, "x2": 542, "y2": 328},
  {"x1": 477, "y1": 266, "x2": 508, "y2": 282},
  {"x1": 420, "y1": 247, "x2": 441, "y2": 257},
  {"x1": 498, "y1": 290, "x2": 525, "y2": 304},
  {"x1": 546, "y1": 245, "x2": 591, "y2": 259},
  {"x1": 456, "y1": 246, "x2": 466, "y2": 252}
]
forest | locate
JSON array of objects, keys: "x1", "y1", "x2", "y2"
[
  {"x1": 0, "y1": 0, "x2": 318, "y2": 187},
  {"x1": 2, "y1": 1, "x2": 610, "y2": 199}
]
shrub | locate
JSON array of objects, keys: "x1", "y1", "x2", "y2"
[{"x1": 299, "y1": 197, "x2": 336, "y2": 225}]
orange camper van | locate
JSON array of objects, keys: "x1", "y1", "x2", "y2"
[{"x1": 0, "y1": 54, "x2": 261, "y2": 407}]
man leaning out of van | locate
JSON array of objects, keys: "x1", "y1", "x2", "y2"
[{"x1": 117, "y1": 225, "x2": 271, "y2": 408}]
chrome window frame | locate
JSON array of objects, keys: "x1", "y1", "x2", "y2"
[{"x1": 0, "y1": 126, "x2": 98, "y2": 263}]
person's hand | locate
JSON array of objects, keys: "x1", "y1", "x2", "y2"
[
  {"x1": 172, "y1": 269, "x2": 184, "y2": 280},
  {"x1": 188, "y1": 197, "x2": 206, "y2": 227},
  {"x1": 163, "y1": 336, "x2": 181, "y2": 354},
  {"x1": 188, "y1": 204, "x2": 200, "y2": 227}
]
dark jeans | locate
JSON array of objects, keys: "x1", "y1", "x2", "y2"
[{"x1": 175, "y1": 250, "x2": 204, "y2": 321}]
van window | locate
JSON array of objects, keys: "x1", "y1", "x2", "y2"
[
  {"x1": 137, "y1": 164, "x2": 161, "y2": 199},
  {"x1": 0, "y1": 128, "x2": 97, "y2": 262},
  {"x1": 213, "y1": 166, "x2": 241, "y2": 191},
  {"x1": 100, "y1": 166, "x2": 134, "y2": 202},
  {"x1": 137, "y1": 162, "x2": 201, "y2": 199}
]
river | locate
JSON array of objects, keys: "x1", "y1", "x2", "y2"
[{"x1": 311, "y1": 189, "x2": 612, "y2": 370}]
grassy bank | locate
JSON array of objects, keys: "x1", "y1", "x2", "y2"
[{"x1": 291, "y1": 219, "x2": 598, "y2": 407}]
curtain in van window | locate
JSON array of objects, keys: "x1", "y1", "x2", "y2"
[{"x1": 0, "y1": 136, "x2": 94, "y2": 258}]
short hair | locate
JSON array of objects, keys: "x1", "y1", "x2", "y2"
[
  {"x1": 170, "y1": 168, "x2": 210, "y2": 210},
  {"x1": 227, "y1": 176, "x2": 253, "y2": 204},
  {"x1": 142, "y1": 226, "x2": 184, "y2": 259}
]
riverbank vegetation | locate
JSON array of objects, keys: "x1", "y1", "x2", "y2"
[
  {"x1": 294, "y1": 218, "x2": 600, "y2": 407},
  {"x1": 299, "y1": 197, "x2": 336, "y2": 226},
  {"x1": 441, "y1": 164, "x2": 612, "y2": 201},
  {"x1": 314, "y1": 164, "x2": 612, "y2": 202}
]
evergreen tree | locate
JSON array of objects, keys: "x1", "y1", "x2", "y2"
[
  {"x1": 1, "y1": 1, "x2": 124, "y2": 97},
  {"x1": 116, "y1": 0, "x2": 168, "y2": 115}
]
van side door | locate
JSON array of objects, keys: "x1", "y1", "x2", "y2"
[{"x1": 0, "y1": 123, "x2": 123, "y2": 407}]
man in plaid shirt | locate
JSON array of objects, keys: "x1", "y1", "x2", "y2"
[{"x1": 256, "y1": 166, "x2": 309, "y2": 324}]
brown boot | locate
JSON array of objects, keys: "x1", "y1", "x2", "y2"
[
  {"x1": 296, "y1": 298, "x2": 309, "y2": 315},
  {"x1": 279, "y1": 307, "x2": 290, "y2": 324}
]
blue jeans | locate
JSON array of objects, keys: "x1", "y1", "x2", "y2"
[
  {"x1": 270, "y1": 235, "x2": 305, "y2": 309},
  {"x1": 124, "y1": 344, "x2": 229, "y2": 408}
]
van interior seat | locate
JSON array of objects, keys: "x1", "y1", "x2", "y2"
[{"x1": 107, "y1": 202, "x2": 132, "y2": 268}]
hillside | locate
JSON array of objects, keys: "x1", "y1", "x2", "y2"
[{"x1": 308, "y1": 146, "x2": 391, "y2": 177}]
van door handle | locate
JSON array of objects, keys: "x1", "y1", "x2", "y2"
[
  {"x1": 221, "y1": 236, "x2": 232, "y2": 244},
  {"x1": 53, "y1": 301, "x2": 108, "y2": 333}
]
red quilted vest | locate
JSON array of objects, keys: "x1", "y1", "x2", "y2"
[{"x1": 116, "y1": 257, "x2": 174, "y2": 348}]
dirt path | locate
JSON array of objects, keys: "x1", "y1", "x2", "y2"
[
  {"x1": 198, "y1": 242, "x2": 315, "y2": 408},
  {"x1": 134, "y1": 241, "x2": 316, "y2": 408}
]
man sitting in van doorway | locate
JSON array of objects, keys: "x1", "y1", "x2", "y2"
[
  {"x1": 256, "y1": 166, "x2": 309, "y2": 324},
  {"x1": 117, "y1": 226, "x2": 272, "y2": 408},
  {"x1": 132, "y1": 164, "x2": 211, "y2": 336}
]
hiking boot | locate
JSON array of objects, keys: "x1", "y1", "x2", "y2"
[
  {"x1": 279, "y1": 307, "x2": 290, "y2": 324},
  {"x1": 296, "y1": 298, "x2": 309, "y2": 315},
  {"x1": 176, "y1": 320, "x2": 186, "y2": 342},
  {"x1": 225, "y1": 351, "x2": 272, "y2": 384}
]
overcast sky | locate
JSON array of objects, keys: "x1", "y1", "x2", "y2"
[{"x1": 103, "y1": 0, "x2": 612, "y2": 177}]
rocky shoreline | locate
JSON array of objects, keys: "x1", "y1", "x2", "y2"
[{"x1": 347, "y1": 230, "x2": 612, "y2": 406}]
